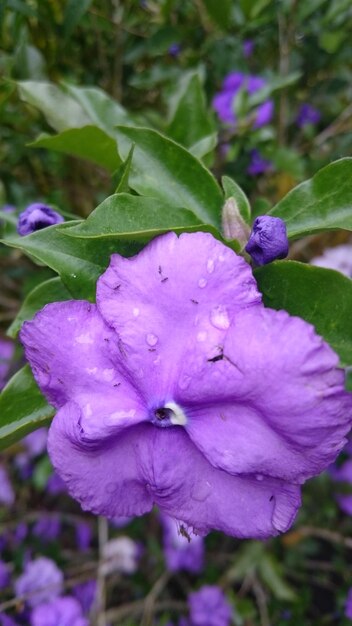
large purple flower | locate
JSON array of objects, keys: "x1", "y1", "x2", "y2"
[
  {"x1": 212, "y1": 72, "x2": 274, "y2": 129},
  {"x1": 20, "y1": 232, "x2": 352, "y2": 539}
]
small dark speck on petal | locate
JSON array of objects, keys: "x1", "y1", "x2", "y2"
[
  {"x1": 269, "y1": 495, "x2": 274, "y2": 502},
  {"x1": 161, "y1": 277, "x2": 168, "y2": 283},
  {"x1": 113, "y1": 383, "x2": 121, "y2": 388},
  {"x1": 191, "y1": 299, "x2": 199, "y2": 304}
]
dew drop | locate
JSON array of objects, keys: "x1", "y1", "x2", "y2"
[
  {"x1": 191, "y1": 480, "x2": 212, "y2": 502},
  {"x1": 197, "y1": 331, "x2": 207, "y2": 342},
  {"x1": 207, "y1": 259, "x2": 215, "y2": 273},
  {"x1": 178, "y1": 374, "x2": 192, "y2": 390},
  {"x1": 133, "y1": 307, "x2": 140, "y2": 317},
  {"x1": 210, "y1": 305, "x2": 230, "y2": 330},
  {"x1": 198, "y1": 278, "x2": 207, "y2": 288},
  {"x1": 70, "y1": 273, "x2": 77, "y2": 279},
  {"x1": 256, "y1": 474, "x2": 264, "y2": 481},
  {"x1": 146, "y1": 333, "x2": 158, "y2": 347}
]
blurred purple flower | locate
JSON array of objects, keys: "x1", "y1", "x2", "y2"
[
  {"x1": 212, "y1": 72, "x2": 273, "y2": 128},
  {"x1": 0, "y1": 338, "x2": 14, "y2": 391},
  {"x1": 160, "y1": 514, "x2": 204, "y2": 573},
  {"x1": 46, "y1": 472, "x2": 66, "y2": 496},
  {"x1": 243, "y1": 39, "x2": 254, "y2": 58},
  {"x1": 0, "y1": 560, "x2": 10, "y2": 589},
  {"x1": 14, "y1": 522, "x2": 28, "y2": 544},
  {"x1": 33, "y1": 516, "x2": 61, "y2": 543},
  {"x1": 169, "y1": 43, "x2": 181, "y2": 57},
  {"x1": 247, "y1": 149, "x2": 272, "y2": 176},
  {"x1": 15, "y1": 557, "x2": 63, "y2": 607},
  {"x1": 311, "y1": 244, "x2": 352, "y2": 278},
  {"x1": 296, "y1": 103, "x2": 321, "y2": 128},
  {"x1": 330, "y1": 457, "x2": 352, "y2": 515},
  {"x1": 1, "y1": 205, "x2": 16, "y2": 213},
  {"x1": 17, "y1": 203, "x2": 64, "y2": 236},
  {"x1": 0, "y1": 615, "x2": 19, "y2": 626},
  {"x1": 109, "y1": 515, "x2": 133, "y2": 528},
  {"x1": 30, "y1": 596, "x2": 88, "y2": 626},
  {"x1": 75, "y1": 521, "x2": 92, "y2": 552},
  {"x1": 245, "y1": 216, "x2": 289, "y2": 265},
  {"x1": 14, "y1": 453, "x2": 33, "y2": 481},
  {"x1": 345, "y1": 588, "x2": 352, "y2": 619},
  {"x1": 73, "y1": 580, "x2": 97, "y2": 615},
  {"x1": 24, "y1": 428, "x2": 48, "y2": 457},
  {"x1": 21, "y1": 232, "x2": 352, "y2": 539},
  {"x1": 188, "y1": 585, "x2": 232, "y2": 626},
  {"x1": 0, "y1": 466, "x2": 14, "y2": 507}
]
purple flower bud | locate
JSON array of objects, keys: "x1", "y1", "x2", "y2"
[
  {"x1": 17, "y1": 204, "x2": 64, "y2": 236},
  {"x1": 15, "y1": 557, "x2": 63, "y2": 607},
  {"x1": 169, "y1": 43, "x2": 181, "y2": 57},
  {"x1": 247, "y1": 150, "x2": 272, "y2": 176},
  {"x1": 243, "y1": 39, "x2": 254, "y2": 58},
  {"x1": 0, "y1": 560, "x2": 10, "y2": 590},
  {"x1": 245, "y1": 216, "x2": 289, "y2": 265},
  {"x1": 188, "y1": 585, "x2": 232, "y2": 626},
  {"x1": 296, "y1": 103, "x2": 321, "y2": 128}
]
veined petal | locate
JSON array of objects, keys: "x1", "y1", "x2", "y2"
[{"x1": 181, "y1": 307, "x2": 352, "y2": 482}]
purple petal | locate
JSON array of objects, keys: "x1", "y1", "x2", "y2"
[
  {"x1": 48, "y1": 417, "x2": 300, "y2": 538},
  {"x1": 254, "y1": 99, "x2": 274, "y2": 128},
  {"x1": 181, "y1": 307, "x2": 351, "y2": 482}
]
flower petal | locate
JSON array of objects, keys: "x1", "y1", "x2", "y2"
[
  {"x1": 180, "y1": 307, "x2": 352, "y2": 482},
  {"x1": 49, "y1": 411, "x2": 300, "y2": 538},
  {"x1": 20, "y1": 301, "x2": 146, "y2": 438},
  {"x1": 96, "y1": 231, "x2": 261, "y2": 404}
]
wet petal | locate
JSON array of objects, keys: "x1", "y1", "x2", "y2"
[{"x1": 181, "y1": 307, "x2": 352, "y2": 482}]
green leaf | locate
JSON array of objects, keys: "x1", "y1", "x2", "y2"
[
  {"x1": 64, "y1": 84, "x2": 131, "y2": 135},
  {"x1": 115, "y1": 126, "x2": 223, "y2": 227},
  {"x1": 222, "y1": 176, "x2": 251, "y2": 223},
  {"x1": 167, "y1": 74, "x2": 215, "y2": 149},
  {"x1": 29, "y1": 126, "x2": 121, "y2": 172},
  {"x1": 201, "y1": 0, "x2": 232, "y2": 28},
  {"x1": 63, "y1": 0, "x2": 93, "y2": 38},
  {"x1": 17, "y1": 80, "x2": 90, "y2": 132},
  {"x1": 0, "y1": 365, "x2": 54, "y2": 451},
  {"x1": 115, "y1": 145, "x2": 135, "y2": 193},
  {"x1": 189, "y1": 133, "x2": 218, "y2": 160},
  {"x1": 7, "y1": 277, "x2": 71, "y2": 339},
  {"x1": 255, "y1": 261, "x2": 352, "y2": 366},
  {"x1": 259, "y1": 556, "x2": 296, "y2": 602},
  {"x1": 269, "y1": 158, "x2": 352, "y2": 239},
  {"x1": 64, "y1": 193, "x2": 213, "y2": 240},
  {"x1": 1, "y1": 222, "x2": 127, "y2": 301}
]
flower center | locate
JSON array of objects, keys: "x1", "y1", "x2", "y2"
[{"x1": 152, "y1": 401, "x2": 187, "y2": 428}]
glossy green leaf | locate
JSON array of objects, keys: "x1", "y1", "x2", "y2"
[
  {"x1": 1, "y1": 222, "x2": 127, "y2": 300},
  {"x1": 255, "y1": 260, "x2": 352, "y2": 365},
  {"x1": 222, "y1": 175, "x2": 251, "y2": 223},
  {"x1": 167, "y1": 74, "x2": 215, "y2": 149},
  {"x1": 17, "y1": 80, "x2": 90, "y2": 132},
  {"x1": 7, "y1": 277, "x2": 71, "y2": 339},
  {"x1": 0, "y1": 365, "x2": 54, "y2": 450},
  {"x1": 115, "y1": 145, "x2": 134, "y2": 193},
  {"x1": 201, "y1": 0, "x2": 232, "y2": 29},
  {"x1": 269, "y1": 158, "x2": 352, "y2": 239},
  {"x1": 30, "y1": 126, "x2": 121, "y2": 172},
  {"x1": 64, "y1": 84, "x2": 131, "y2": 135},
  {"x1": 115, "y1": 126, "x2": 223, "y2": 227},
  {"x1": 64, "y1": 193, "x2": 212, "y2": 240}
]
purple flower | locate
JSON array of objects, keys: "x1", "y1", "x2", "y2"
[
  {"x1": 188, "y1": 585, "x2": 232, "y2": 626},
  {"x1": 0, "y1": 560, "x2": 10, "y2": 589},
  {"x1": 20, "y1": 232, "x2": 352, "y2": 539},
  {"x1": 101, "y1": 537, "x2": 139, "y2": 575},
  {"x1": 1, "y1": 204, "x2": 16, "y2": 213},
  {"x1": 345, "y1": 588, "x2": 352, "y2": 619},
  {"x1": 212, "y1": 72, "x2": 274, "y2": 129},
  {"x1": 0, "y1": 466, "x2": 14, "y2": 507},
  {"x1": 296, "y1": 103, "x2": 321, "y2": 128},
  {"x1": 33, "y1": 516, "x2": 61, "y2": 543},
  {"x1": 311, "y1": 244, "x2": 352, "y2": 278},
  {"x1": 169, "y1": 43, "x2": 181, "y2": 57},
  {"x1": 243, "y1": 39, "x2": 254, "y2": 58},
  {"x1": 245, "y1": 216, "x2": 289, "y2": 265},
  {"x1": 0, "y1": 338, "x2": 14, "y2": 391},
  {"x1": 15, "y1": 557, "x2": 63, "y2": 607},
  {"x1": 75, "y1": 521, "x2": 92, "y2": 551},
  {"x1": 73, "y1": 580, "x2": 96, "y2": 615},
  {"x1": 160, "y1": 514, "x2": 204, "y2": 573},
  {"x1": 30, "y1": 596, "x2": 88, "y2": 626},
  {"x1": 247, "y1": 149, "x2": 272, "y2": 176},
  {"x1": 17, "y1": 203, "x2": 64, "y2": 236},
  {"x1": 330, "y1": 456, "x2": 352, "y2": 515},
  {"x1": 0, "y1": 615, "x2": 19, "y2": 626},
  {"x1": 14, "y1": 522, "x2": 27, "y2": 544}
]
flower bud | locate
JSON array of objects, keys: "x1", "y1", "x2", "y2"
[
  {"x1": 17, "y1": 203, "x2": 64, "y2": 236},
  {"x1": 221, "y1": 198, "x2": 250, "y2": 248},
  {"x1": 245, "y1": 215, "x2": 288, "y2": 265}
]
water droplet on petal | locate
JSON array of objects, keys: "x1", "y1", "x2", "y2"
[
  {"x1": 256, "y1": 474, "x2": 264, "y2": 481},
  {"x1": 178, "y1": 374, "x2": 191, "y2": 390},
  {"x1": 197, "y1": 331, "x2": 207, "y2": 342},
  {"x1": 146, "y1": 333, "x2": 158, "y2": 347},
  {"x1": 198, "y1": 278, "x2": 207, "y2": 288},
  {"x1": 133, "y1": 307, "x2": 140, "y2": 317},
  {"x1": 218, "y1": 254, "x2": 225, "y2": 263},
  {"x1": 207, "y1": 259, "x2": 215, "y2": 273},
  {"x1": 191, "y1": 480, "x2": 212, "y2": 502},
  {"x1": 210, "y1": 306, "x2": 230, "y2": 330}
]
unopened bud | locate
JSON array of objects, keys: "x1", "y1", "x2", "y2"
[{"x1": 221, "y1": 198, "x2": 250, "y2": 248}]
